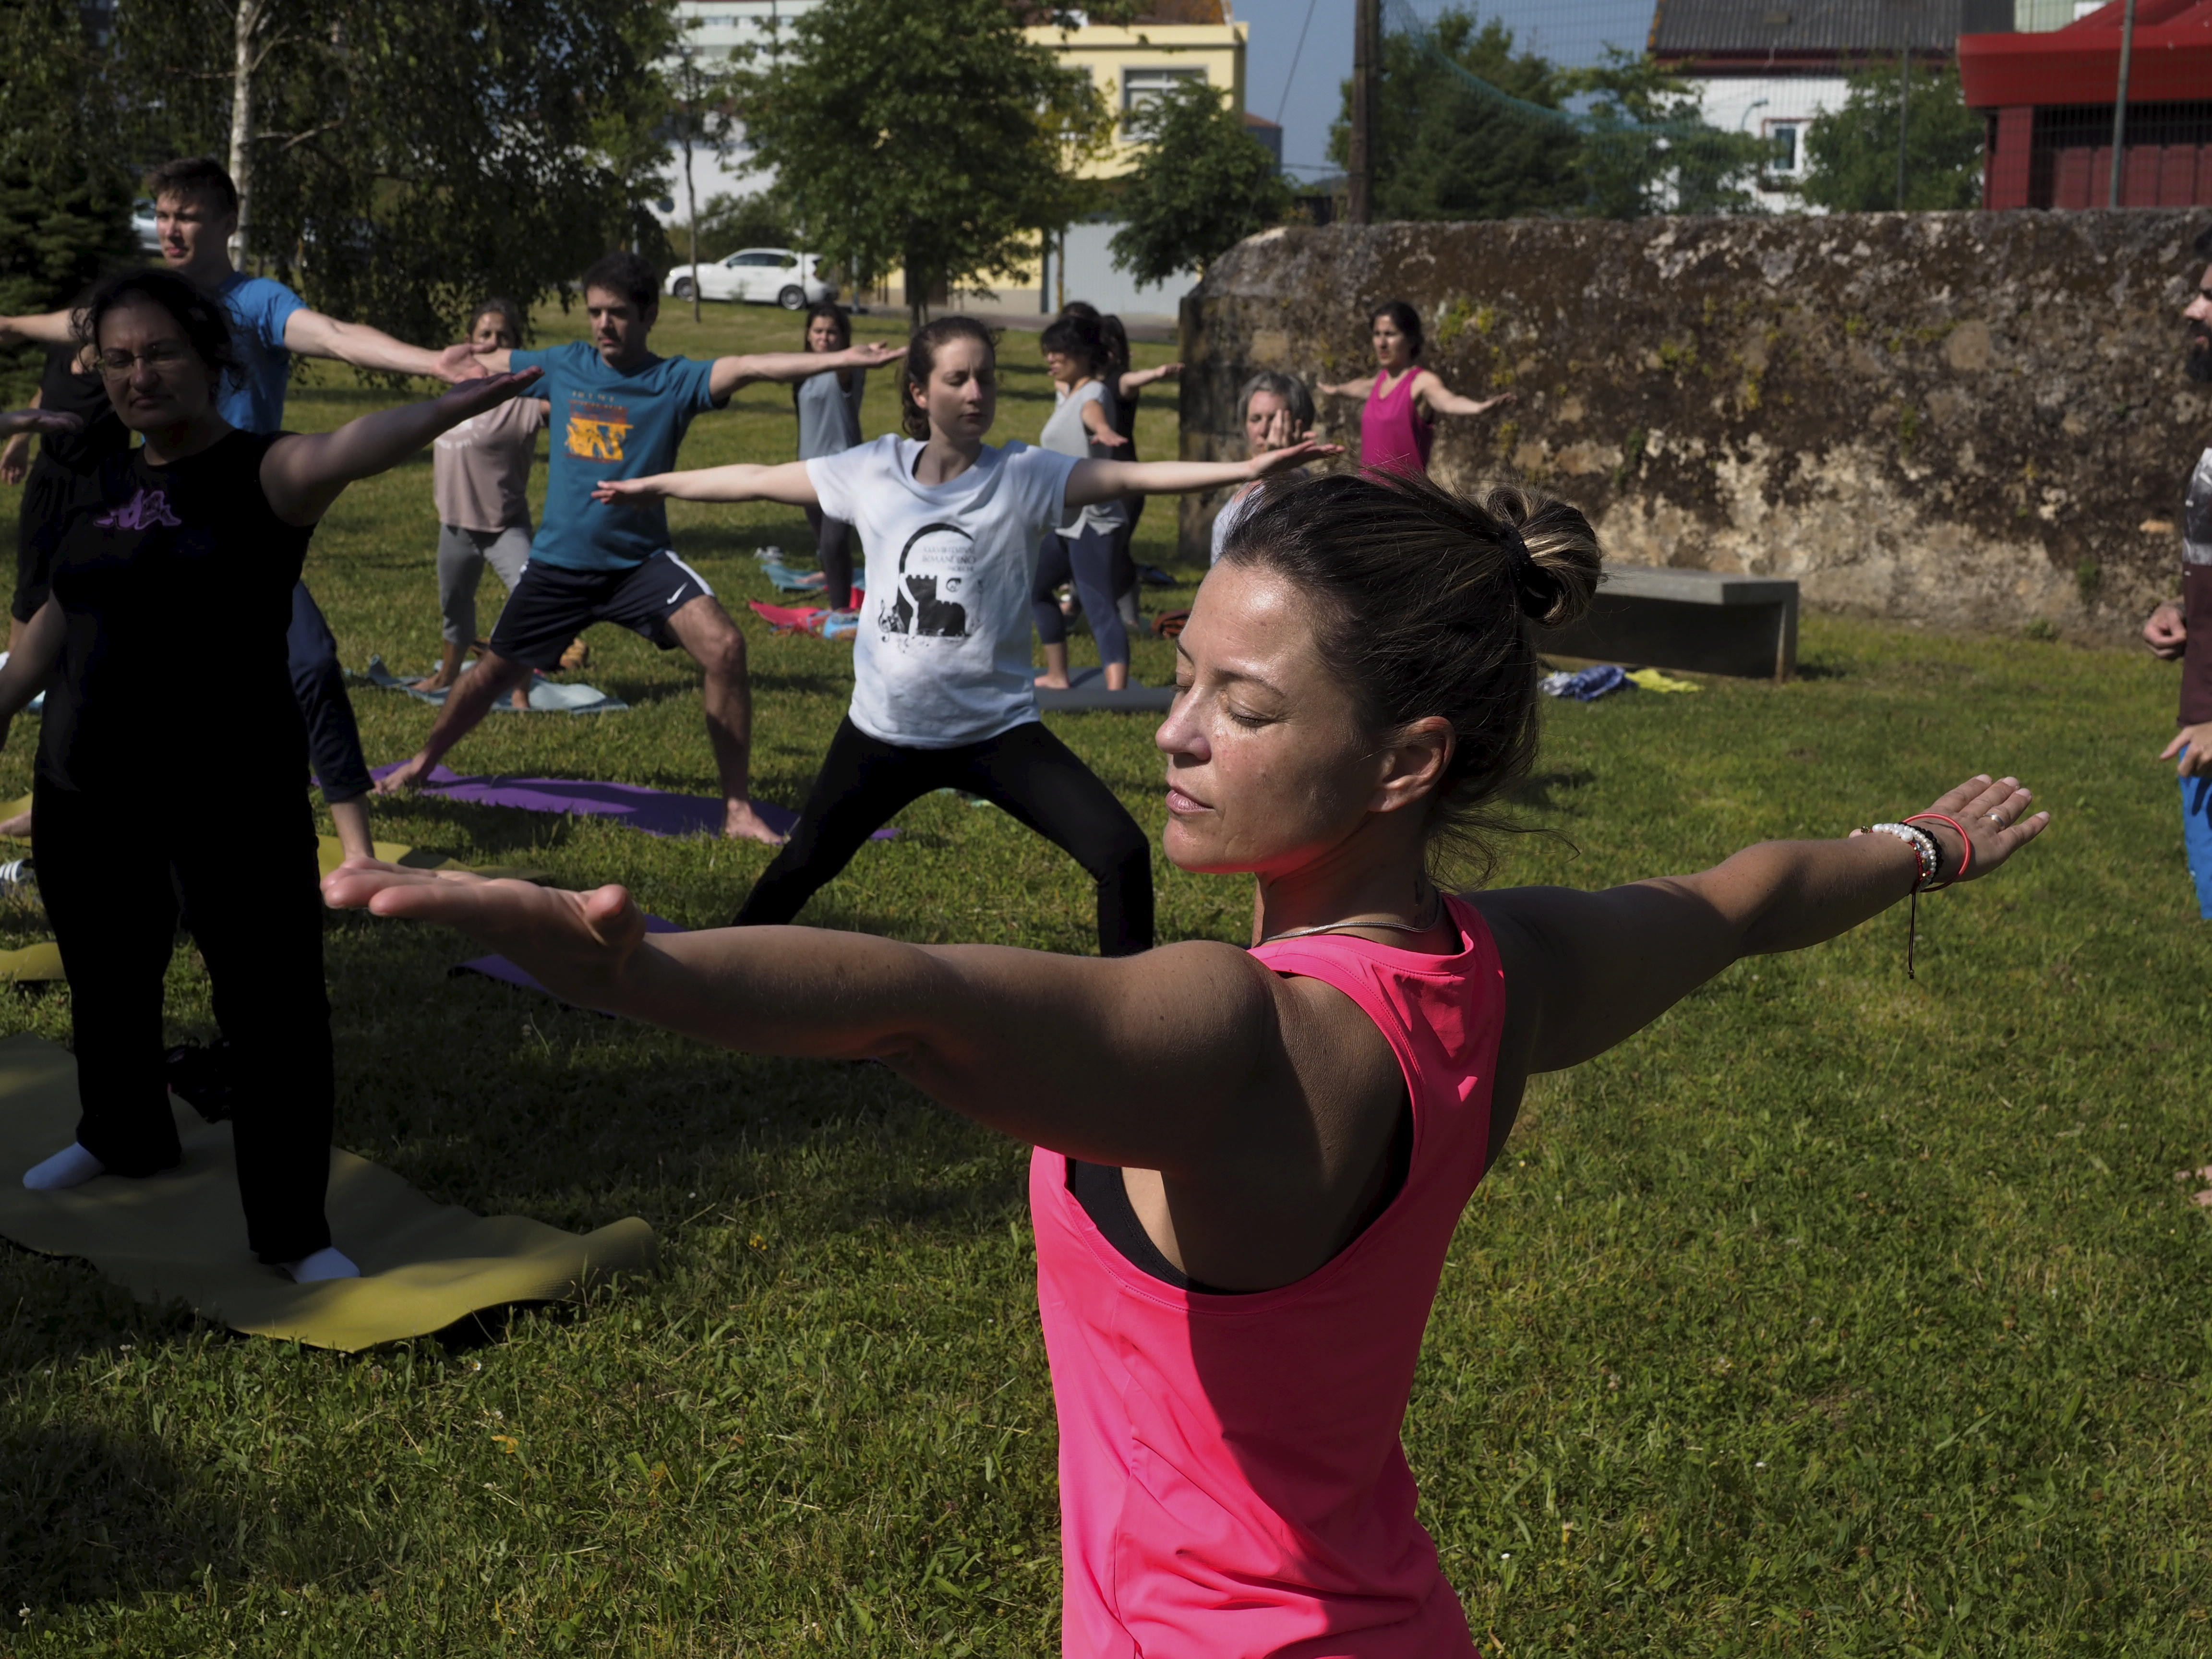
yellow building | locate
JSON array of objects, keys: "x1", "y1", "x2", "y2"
[{"x1": 902, "y1": 0, "x2": 1250, "y2": 315}]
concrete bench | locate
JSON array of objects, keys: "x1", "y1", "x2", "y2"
[{"x1": 1540, "y1": 566, "x2": 1798, "y2": 683}]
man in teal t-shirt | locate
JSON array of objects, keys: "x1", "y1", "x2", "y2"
[{"x1": 378, "y1": 251, "x2": 898, "y2": 843}]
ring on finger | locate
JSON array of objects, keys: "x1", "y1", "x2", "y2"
[{"x1": 1984, "y1": 810, "x2": 2007, "y2": 826}]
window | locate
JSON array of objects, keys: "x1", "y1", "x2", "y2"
[
  {"x1": 1763, "y1": 120, "x2": 1803, "y2": 176},
  {"x1": 1122, "y1": 67, "x2": 1203, "y2": 114}
]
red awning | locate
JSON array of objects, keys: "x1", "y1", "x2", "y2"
[{"x1": 1960, "y1": 0, "x2": 2212, "y2": 108}]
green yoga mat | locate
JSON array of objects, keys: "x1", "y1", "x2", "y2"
[{"x1": 0, "y1": 1033, "x2": 655, "y2": 1350}]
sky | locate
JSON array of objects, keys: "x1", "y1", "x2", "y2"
[{"x1": 1237, "y1": 0, "x2": 1659, "y2": 179}]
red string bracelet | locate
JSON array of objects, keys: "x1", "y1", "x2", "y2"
[{"x1": 1903, "y1": 813, "x2": 1972, "y2": 887}]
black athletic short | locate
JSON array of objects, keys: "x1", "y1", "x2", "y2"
[{"x1": 487, "y1": 550, "x2": 714, "y2": 670}]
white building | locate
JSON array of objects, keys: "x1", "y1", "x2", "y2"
[{"x1": 1647, "y1": 0, "x2": 2057, "y2": 213}]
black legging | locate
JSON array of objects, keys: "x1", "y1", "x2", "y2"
[
  {"x1": 802, "y1": 504, "x2": 856, "y2": 611},
  {"x1": 34, "y1": 778, "x2": 335, "y2": 1263},
  {"x1": 735, "y1": 716, "x2": 1153, "y2": 955},
  {"x1": 288, "y1": 581, "x2": 373, "y2": 804},
  {"x1": 1031, "y1": 526, "x2": 1130, "y2": 668}
]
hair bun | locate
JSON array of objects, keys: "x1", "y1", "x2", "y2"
[{"x1": 1498, "y1": 521, "x2": 1556, "y2": 622}]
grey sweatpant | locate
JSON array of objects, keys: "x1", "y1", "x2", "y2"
[{"x1": 438, "y1": 522, "x2": 531, "y2": 645}]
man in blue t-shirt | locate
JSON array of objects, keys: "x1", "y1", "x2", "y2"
[
  {"x1": 376, "y1": 250, "x2": 899, "y2": 843},
  {"x1": 0, "y1": 156, "x2": 479, "y2": 861}
]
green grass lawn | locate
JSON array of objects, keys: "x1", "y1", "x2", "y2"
[{"x1": 4, "y1": 300, "x2": 2211, "y2": 1655}]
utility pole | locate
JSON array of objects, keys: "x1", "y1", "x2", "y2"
[
  {"x1": 2107, "y1": 0, "x2": 2137, "y2": 207},
  {"x1": 1347, "y1": 0, "x2": 1377, "y2": 224},
  {"x1": 1895, "y1": 42, "x2": 1910, "y2": 211}
]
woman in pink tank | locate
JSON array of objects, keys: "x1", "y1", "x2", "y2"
[
  {"x1": 325, "y1": 472, "x2": 2048, "y2": 1657},
  {"x1": 1318, "y1": 300, "x2": 1514, "y2": 477}
]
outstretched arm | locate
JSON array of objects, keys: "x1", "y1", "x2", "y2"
[
  {"x1": 1080, "y1": 399, "x2": 1130, "y2": 450},
  {"x1": 1314, "y1": 376, "x2": 1370, "y2": 398},
  {"x1": 1477, "y1": 774, "x2": 2048, "y2": 1076},
  {"x1": 709, "y1": 340, "x2": 903, "y2": 403},
  {"x1": 0, "y1": 389, "x2": 42, "y2": 484},
  {"x1": 1415, "y1": 370, "x2": 1513, "y2": 420},
  {"x1": 321, "y1": 866, "x2": 1281, "y2": 1174},
  {"x1": 592, "y1": 460, "x2": 819, "y2": 510},
  {"x1": 258, "y1": 369, "x2": 542, "y2": 526},
  {"x1": 0, "y1": 408, "x2": 81, "y2": 444},
  {"x1": 284, "y1": 308, "x2": 481, "y2": 384},
  {"x1": 1119, "y1": 361, "x2": 1180, "y2": 397},
  {"x1": 1064, "y1": 437, "x2": 1338, "y2": 508},
  {"x1": 0, "y1": 311, "x2": 73, "y2": 349}
]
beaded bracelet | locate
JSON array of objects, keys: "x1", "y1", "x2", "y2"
[{"x1": 1861, "y1": 821, "x2": 1941, "y2": 891}]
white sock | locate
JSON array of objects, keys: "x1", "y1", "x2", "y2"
[
  {"x1": 24, "y1": 1142, "x2": 107, "y2": 1190},
  {"x1": 285, "y1": 1246, "x2": 361, "y2": 1283}
]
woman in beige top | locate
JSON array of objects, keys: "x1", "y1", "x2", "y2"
[{"x1": 416, "y1": 300, "x2": 548, "y2": 693}]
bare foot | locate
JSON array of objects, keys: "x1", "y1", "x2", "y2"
[
  {"x1": 1034, "y1": 672, "x2": 1071, "y2": 689},
  {"x1": 723, "y1": 801, "x2": 789, "y2": 845},
  {"x1": 508, "y1": 686, "x2": 530, "y2": 710},
  {"x1": 409, "y1": 671, "x2": 456, "y2": 693},
  {"x1": 376, "y1": 754, "x2": 435, "y2": 795},
  {"x1": 0, "y1": 805, "x2": 31, "y2": 839}
]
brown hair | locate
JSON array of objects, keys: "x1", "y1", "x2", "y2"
[
  {"x1": 73, "y1": 267, "x2": 240, "y2": 393},
  {"x1": 1217, "y1": 469, "x2": 1601, "y2": 878},
  {"x1": 900, "y1": 314, "x2": 997, "y2": 440},
  {"x1": 145, "y1": 156, "x2": 238, "y2": 216}
]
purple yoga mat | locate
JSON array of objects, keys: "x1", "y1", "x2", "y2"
[
  {"x1": 370, "y1": 764, "x2": 894, "y2": 841},
  {"x1": 457, "y1": 914, "x2": 686, "y2": 1003}
]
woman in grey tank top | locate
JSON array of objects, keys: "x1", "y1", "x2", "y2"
[{"x1": 793, "y1": 302, "x2": 866, "y2": 611}]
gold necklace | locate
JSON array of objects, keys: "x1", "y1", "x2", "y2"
[{"x1": 1257, "y1": 884, "x2": 1445, "y2": 945}]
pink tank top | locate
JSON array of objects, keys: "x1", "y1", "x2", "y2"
[
  {"x1": 1359, "y1": 370, "x2": 1433, "y2": 477},
  {"x1": 1029, "y1": 897, "x2": 1504, "y2": 1659}
]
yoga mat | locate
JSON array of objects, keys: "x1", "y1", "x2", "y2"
[
  {"x1": 760, "y1": 561, "x2": 828, "y2": 593},
  {"x1": 357, "y1": 656, "x2": 627, "y2": 714},
  {"x1": 1034, "y1": 667, "x2": 1177, "y2": 714},
  {"x1": 0, "y1": 1032, "x2": 655, "y2": 1350},
  {"x1": 0, "y1": 940, "x2": 64, "y2": 984},
  {"x1": 457, "y1": 914, "x2": 686, "y2": 1004},
  {"x1": 369, "y1": 765, "x2": 896, "y2": 842},
  {"x1": 314, "y1": 836, "x2": 550, "y2": 885}
]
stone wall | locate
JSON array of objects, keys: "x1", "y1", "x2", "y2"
[{"x1": 1177, "y1": 210, "x2": 2212, "y2": 641}]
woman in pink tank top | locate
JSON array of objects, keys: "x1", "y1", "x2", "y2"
[
  {"x1": 329, "y1": 472, "x2": 2049, "y2": 1657},
  {"x1": 1318, "y1": 300, "x2": 1515, "y2": 477}
]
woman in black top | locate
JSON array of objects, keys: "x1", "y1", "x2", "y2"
[
  {"x1": 1, "y1": 339, "x2": 131, "y2": 651},
  {"x1": 0, "y1": 269, "x2": 538, "y2": 1282}
]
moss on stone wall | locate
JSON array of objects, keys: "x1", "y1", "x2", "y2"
[{"x1": 1179, "y1": 212, "x2": 2212, "y2": 640}]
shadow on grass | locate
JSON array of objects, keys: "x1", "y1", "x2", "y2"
[{"x1": 1, "y1": 1422, "x2": 231, "y2": 1606}]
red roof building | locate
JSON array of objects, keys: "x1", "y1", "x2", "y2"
[{"x1": 1960, "y1": 0, "x2": 2212, "y2": 208}]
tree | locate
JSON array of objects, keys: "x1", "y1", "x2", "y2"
[
  {"x1": 1564, "y1": 51, "x2": 1770, "y2": 218},
  {"x1": 734, "y1": 0, "x2": 1110, "y2": 325},
  {"x1": 668, "y1": 40, "x2": 741, "y2": 323},
  {"x1": 107, "y1": 0, "x2": 681, "y2": 345},
  {"x1": 1327, "y1": 11, "x2": 1582, "y2": 222},
  {"x1": 1801, "y1": 60, "x2": 1984, "y2": 213},
  {"x1": 0, "y1": 0, "x2": 140, "y2": 397},
  {"x1": 1110, "y1": 80, "x2": 1291, "y2": 286},
  {"x1": 693, "y1": 191, "x2": 796, "y2": 263}
]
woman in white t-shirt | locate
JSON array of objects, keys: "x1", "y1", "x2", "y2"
[
  {"x1": 1031, "y1": 313, "x2": 1129, "y2": 691},
  {"x1": 1212, "y1": 371, "x2": 1317, "y2": 565},
  {"x1": 594, "y1": 315, "x2": 1332, "y2": 955},
  {"x1": 417, "y1": 299, "x2": 548, "y2": 696}
]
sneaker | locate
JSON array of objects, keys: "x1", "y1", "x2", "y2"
[{"x1": 0, "y1": 857, "x2": 32, "y2": 889}]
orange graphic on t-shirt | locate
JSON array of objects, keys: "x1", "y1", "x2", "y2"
[{"x1": 566, "y1": 414, "x2": 631, "y2": 460}]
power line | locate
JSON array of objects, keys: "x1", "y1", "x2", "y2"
[{"x1": 1274, "y1": 0, "x2": 1323, "y2": 128}]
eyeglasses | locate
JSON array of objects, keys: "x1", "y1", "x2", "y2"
[{"x1": 95, "y1": 342, "x2": 196, "y2": 378}]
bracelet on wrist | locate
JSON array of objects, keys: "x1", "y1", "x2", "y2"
[{"x1": 1862, "y1": 821, "x2": 1940, "y2": 891}]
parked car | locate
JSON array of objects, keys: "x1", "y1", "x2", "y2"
[
  {"x1": 664, "y1": 248, "x2": 835, "y2": 310},
  {"x1": 132, "y1": 199, "x2": 160, "y2": 253}
]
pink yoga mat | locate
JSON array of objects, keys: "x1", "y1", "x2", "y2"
[
  {"x1": 457, "y1": 914, "x2": 686, "y2": 1003},
  {"x1": 369, "y1": 764, "x2": 893, "y2": 841}
]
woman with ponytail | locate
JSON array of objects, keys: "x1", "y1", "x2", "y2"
[
  {"x1": 328, "y1": 467, "x2": 2046, "y2": 1655},
  {"x1": 590, "y1": 316, "x2": 1330, "y2": 955}
]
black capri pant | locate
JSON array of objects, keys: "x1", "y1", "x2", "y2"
[
  {"x1": 34, "y1": 777, "x2": 336, "y2": 1263},
  {"x1": 735, "y1": 716, "x2": 1154, "y2": 956}
]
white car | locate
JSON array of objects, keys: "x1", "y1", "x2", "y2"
[{"x1": 664, "y1": 248, "x2": 835, "y2": 310}]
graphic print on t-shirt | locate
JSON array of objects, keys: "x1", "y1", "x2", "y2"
[
  {"x1": 565, "y1": 399, "x2": 632, "y2": 462},
  {"x1": 886, "y1": 521, "x2": 973, "y2": 640},
  {"x1": 95, "y1": 488, "x2": 183, "y2": 532}
]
